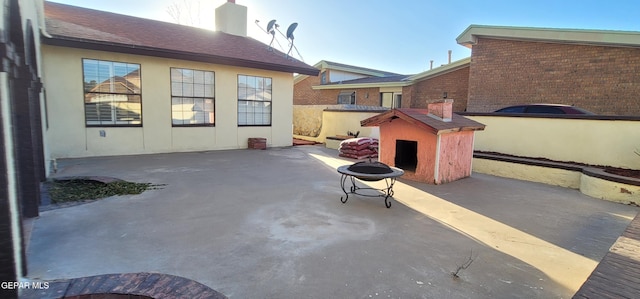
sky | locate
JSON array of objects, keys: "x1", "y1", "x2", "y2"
[{"x1": 48, "y1": 0, "x2": 640, "y2": 75}]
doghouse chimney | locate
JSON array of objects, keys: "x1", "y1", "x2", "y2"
[
  {"x1": 428, "y1": 99, "x2": 453, "y2": 122},
  {"x1": 215, "y1": 0, "x2": 247, "y2": 36}
]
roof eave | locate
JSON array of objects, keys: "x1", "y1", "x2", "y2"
[
  {"x1": 436, "y1": 125, "x2": 486, "y2": 135},
  {"x1": 328, "y1": 65, "x2": 387, "y2": 77},
  {"x1": 293, "y1": 74, "x2": 310, "y2": 84},
  {"x1": 361, "y1": 110, "x2": 486, "y2": 135},
  {"x1": 456, "y1": 24, "x2": 640, "y2": 48},
  {"x1": 361, "y1": 110, "x2": 439, "y2": 134},
  {"x1": 314, "y1": 60, "x2": 394, "y2": 77},
  {"x1": 311, "y1": 81, "x2": 412, "y2": 90},
  {"x1": 360, "y1": 110, "x2": 394, "y2": 127},
  {"x1": 43, "y1": 36, "x2": 320, "y2": 76},
  {"x1": 406, "y1": 57, "x2": 471, "y2": 81}
]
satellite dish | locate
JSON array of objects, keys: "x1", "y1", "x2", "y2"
[
  {"x1": 267, "y1": 20, "x2": 277, "y2": 34},
  {"x1": 266, "y1": 20, "x2": 278, "y2": 50},
  {"x1": 255, "y1": 19, "x2": 285, "y2": 51},
  {"x1": 284, "y1": 23, "x2": 300, "y2": 58},
  {"x1": 286, "y1": 23, "x2": 298, "y2": 40},
  {"x1": 258, "y1": 19, "x2": 305, "y2": 61}
]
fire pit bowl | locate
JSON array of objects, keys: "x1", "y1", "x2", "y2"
[
  {"x1": 337, "y1": 161, "x2": 404, "y2": 208},
  {"x1": 347, "y1": 161, "x2": 394, "y2": 180}
]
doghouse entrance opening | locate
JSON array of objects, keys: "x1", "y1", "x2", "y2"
[{"x1": 395, "y1": 140, "x2": 417, "y2": 171}]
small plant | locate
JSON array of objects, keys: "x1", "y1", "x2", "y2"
[
  {"x1": 452, "y1": 250, "x2": 477, "y2": 279},
  {"x1": 46, "y1": 179, "x2": 163, "y2": 204}
]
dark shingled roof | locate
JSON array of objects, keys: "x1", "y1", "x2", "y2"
[
  {"x1": 361, "y1": 108, "x2": 485, "y2": 135},
  {"x1": 43, "y1": 1, "x2": 319, "y2": 76}
]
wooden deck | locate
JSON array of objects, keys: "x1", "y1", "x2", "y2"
[{"x1": 573, "y1": 211, "x2": 640, "y2": 299}]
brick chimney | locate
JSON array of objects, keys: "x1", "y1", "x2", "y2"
[
  {"x1": 428, "y1": 99, "x2": 453, "y2": 122},
  {"x1": 215, "y1": 0, "x2": 247, "y2": 36}
]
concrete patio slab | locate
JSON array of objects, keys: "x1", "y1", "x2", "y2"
[{"x1": 26, "y1": 145, "x2": 638, "y2": 298}]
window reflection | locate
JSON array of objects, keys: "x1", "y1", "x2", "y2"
[
  {"x1": 238, "y1": 75, "x2": 272, "y2": 126},
  {"x1": 170, "y1": 68, "x2": 215, "y2": 126},
  {"x1": 82, "y1": 59, "x2": 142, "y2": 126}
]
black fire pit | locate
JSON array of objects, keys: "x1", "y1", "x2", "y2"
[{"x1": 337, "y1": 161, "x2": 404, "y2": 208}]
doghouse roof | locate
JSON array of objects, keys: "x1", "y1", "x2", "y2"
[{"x1": 361, "y1": 108, "x2": 485, "y2": 135}]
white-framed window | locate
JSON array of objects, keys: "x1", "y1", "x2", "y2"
[
  {"x1": 82, "y1": 59, "x2": 141, "y2": 126},
  {"x1": 170, "y1": 68, "x2": 215, "y2": 126},
  {"x1": 381, "y1": 92, "x2": 402, "y2": 108},
  {"x1": 338, "y1": 91, "x2": 356, "y2": 105},
  {"x1": 238, "y1": 74, "x2": 272, "y2": 126}
]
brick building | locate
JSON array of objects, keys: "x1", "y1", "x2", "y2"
[
  {"x1": 458, "y1": 25, "x2": 640, "y2": 116},
  {"x1": 294, "y1": 60, "x2": 410, "y2": 107},
  {"x1": 2, "y1": 0, "x2": 317, "y2": 289},
  {"x1": 294, "y1": 59, "x2": 471, "y2": 111},
  {"x1": 403, "y1": 58, "x2": 470, "y2": 112},
  {"x1": 295, "y1": 25, "x2": 640, "y2": 116}
]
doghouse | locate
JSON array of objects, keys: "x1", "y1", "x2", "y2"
[{"x1": 360, "y1": 100, "x2": 485, "y2": 184}]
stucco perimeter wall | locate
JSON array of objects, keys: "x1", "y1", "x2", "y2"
[
  {"x1": 472, "y1": 159, "x2": 583, "y2": 189},
  {"x1": 580, "y1": 174, "x2": 640, "y2": 204},
  {"x1": 472, "y1": 158, "x2": 639, "y2": 204},
  {"x1": 294, "y1": 109, "x2": 381, "y2": 143},
  {"x1": 42, "y1": 45, "x2": 294, "y2": 160},
  {"x1": 466, "y1": 115, "x2": 640, "y2": 170}
]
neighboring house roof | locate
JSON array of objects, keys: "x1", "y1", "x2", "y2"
[
  {"x1": 312, "y1": 74, "x2": 412, "y2": 89},
  {"x1": 361, "y1": 109, "x2": 485, "y2": 135},
  {"x1": 294, "y1": 60, "x2": 402, "y2": 84},
  {"x1": 88, "y1": 68, "x2": 141, "y2": 94},
  {"x1": 457, "y1": 24, "x2": 640, "y2": 48},
  {"x1": 89, "y1": 76, "x2": 139, "y2": 94},
  {"x1": 310, "y1": 58, "x2": 472, "y2": 90},
  {"x1": 323, "y1": 75, "x2": 411, "y2": 85},
  {"x1": 406, "y1": 57, "x2": 470, "y2": 82},
  {"x1": 42, "y1": 1, "x2": 319, "y2": 76},
  {"x1": 314, "y1": 60, "x2": 402, "y2": 77}
]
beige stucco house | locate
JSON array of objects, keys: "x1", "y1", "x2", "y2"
[
  {"x1": 1, "y1": 0, "x2": 317, "y2": 287},
  {"x1": 42, "y1": 1, "x2": 318, "y2": 160}
]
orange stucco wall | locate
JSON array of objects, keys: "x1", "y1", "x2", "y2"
[
  {"x1": 379, "y1": 119, "x2": 437, "y2": 184},
  {"x1": 437, "y1": 131, "x2": 475, "y2": 184}
]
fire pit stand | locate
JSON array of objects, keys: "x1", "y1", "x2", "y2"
[{"x1": 337, "y1": 162, "x2": 404, "y2": 208}]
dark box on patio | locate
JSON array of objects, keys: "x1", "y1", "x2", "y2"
[{"x1": 248, "y1": 138, "x2": 267, "y2": 150}]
